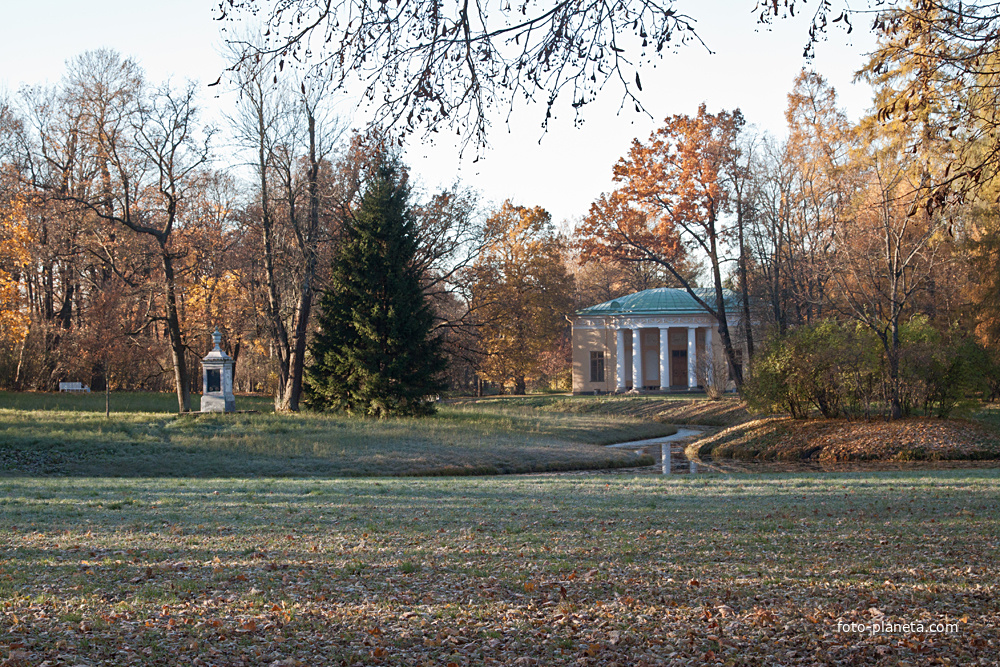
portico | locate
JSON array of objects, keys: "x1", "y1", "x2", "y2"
[
  {"x1": 611, "y1": 323, "x2": 713, "y2": 391},
  {"x1": 570, "y1": 288, "x2": 744, "y2": 394}
]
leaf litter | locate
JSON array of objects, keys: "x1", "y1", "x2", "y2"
[{"x1": 0, "y1": 472, "x2": 998, "y2": 665}]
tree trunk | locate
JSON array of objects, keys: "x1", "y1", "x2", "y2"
[
  {"x1": 736, "y1": 204, "x2": 755, "y2": 361},
  {"x1": 254, "y1": 97, "x2": 293, "y2": 412},
  {"x1": 276, "y1": 107, "x2": 322, "y2": 412},
  {"x1": 888, "y1": 322, "x2": 903, "y2": 420},
  {"x1": 278, "y1": 290, "x2": 313, "y2": 412},
  {"x1": 708, "y1": 230, "x2": 744, "y2": 389},
  {"x1": 57, "y1": 281, "x2": 74, "y2": 329},
  {"x1": 161, "y1": 248, "x2": 190, "y2": 413},
  {"x1": 231, "y1": 341, "x2": 241, "y2": 391}
]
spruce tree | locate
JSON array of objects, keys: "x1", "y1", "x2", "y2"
[{"x1": 305, "y1": 159, "x2": 446, "y2": 417}]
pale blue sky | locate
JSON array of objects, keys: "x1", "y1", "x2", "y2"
[{"x1": 0, "y1": 0, "x2": 879, "y2": 222}]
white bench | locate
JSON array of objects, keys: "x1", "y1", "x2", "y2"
[{"x1": 59, "y1": 382, "x2": 90, "y2": 393}]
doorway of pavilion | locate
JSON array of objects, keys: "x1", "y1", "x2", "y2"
[
  {"x1": 643, "y1": 349, "x2": 659, "y2": 389},
  {"x1": 671, "y1": 350, "x2": 687, "y2": 387}
]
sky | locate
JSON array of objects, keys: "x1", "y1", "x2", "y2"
[{"x1": 0, "y1": 0, "x2": 880, "y2": 224}]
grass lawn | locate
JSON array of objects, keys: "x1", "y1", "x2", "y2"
[
  {"x1": 0, "y1": 392, "x2": 675, "y2": 476},
  {"x1": 0, "y1": 472, "x2": 998, "y2": 665},
  {"x1": 452, "y1": 394, "x2": 749, "y2": 427},
  {"x1": 0, "y1": 391, "x2": 276, "y2": 414},
  {"x1": 2, "y1": 392, "x2": 998, "y2": 664}
]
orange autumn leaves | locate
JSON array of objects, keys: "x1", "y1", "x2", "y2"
[
  {"x1": 470, "y1": 201, "x2": 575, "y2": 393},
  {"x1": 578, "y1": 104, "x2": 744, "y2": 275}
]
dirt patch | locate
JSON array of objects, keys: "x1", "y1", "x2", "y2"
[{"x1": 688, "y1": 416, "x2": 1000, "y2": 462}]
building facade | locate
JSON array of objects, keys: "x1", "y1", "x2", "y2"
[{"x1": 570, "y1": 288, "x2": 746, "y2": 394}]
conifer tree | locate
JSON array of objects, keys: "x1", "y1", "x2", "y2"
[{"x1": 304, "y1": 158, "x2": 445, "y2": 417}]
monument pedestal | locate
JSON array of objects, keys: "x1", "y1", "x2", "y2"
[{"x1": 201, "y1": 327, "x2": 235, "y2": 413}]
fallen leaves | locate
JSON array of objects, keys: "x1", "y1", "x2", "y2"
[
  {"x1": 696, "y1": 415, "x2": 1000, "y2": 463},
  {"x1": 0, "y1": 473, "x2": 997, "y2": 665}
]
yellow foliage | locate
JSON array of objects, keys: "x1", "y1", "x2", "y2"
[
  {"x1": 185, "y1": 271, "x2": 245, "y2": 323},
  {"x1": 472, "y1": 201, "x2": 575, "y2": 390},
  {"x1": 0, "y1": 197, "x2": 31, "y2": 347}
]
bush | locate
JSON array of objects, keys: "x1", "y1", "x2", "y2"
[
  {"x1": 743, "y1": 320, "x2": 880, "y2": 419},
  {"x1": 742, "y1": 339, "x2": 805, "y2": 418},
  {"x1": 742, "y1": 318, "x2": 993, "y2": 420},
  {"x1": 899, "y1": 317, "x2": 992, "y2": 418}
]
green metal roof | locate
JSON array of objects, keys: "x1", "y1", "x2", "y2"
[{"x1": 576, "y1": 288, "x2": 740, "y2": 316}]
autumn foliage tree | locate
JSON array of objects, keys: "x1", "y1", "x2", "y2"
[
  {"x1": 746, "y1": 71, "x2": 853, "y2": 332},
  {"x1": 75, "y1": 78, "x2": 213, "y2": 413},
  {"x1": 7, "y1": 51, "x2": 246, "y2": 407},
  {"x1": 0, "y1": 196, "x2": 30, "y2": 354},
  {"x1": 828, "y1": 149, "x2": 952, "y2": 419},
  {"x1": 855, "y1": 1, "x2": 1000, "y2": 199},
  {"x1": 470, "y1": 201, "x2": 574, "y2": 394},
  {"x1": 578, "y1": 104, "x2": 748, "y2": 386}
]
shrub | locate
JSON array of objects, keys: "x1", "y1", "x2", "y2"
[
  {"x1": 747, "y1": 317, "x2": 993, "y2": 420},
  {"x1": 744, "y1": 320, "x2": 880, "y2": 419}
]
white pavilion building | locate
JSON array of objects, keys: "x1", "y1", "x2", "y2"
[{"x1": 570, "y1": 288, "x2": 748, "y2": 394}]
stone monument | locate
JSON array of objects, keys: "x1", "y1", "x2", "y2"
[{"x1": 201, "y1": 327, "x2": 235, "y2": 413}]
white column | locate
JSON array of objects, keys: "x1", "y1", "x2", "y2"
[
  {"x1": 632, "y1": 327, "x2": 643, "y2": 391},
  {"x1": 616, "y1": 327, "x2": 627, "y2": 392},
  {"x1": 659, "y1": 327, "x2": 670, "y2": 391},
  {"x1": 705, "y1": 326, "x2": 714, "y2": 384},
  {"x1": 687, "y1": 326, "x2": 697, "y2": 389}
]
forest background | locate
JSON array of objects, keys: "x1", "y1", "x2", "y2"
[{"x1": 1, "y1": 1, "x2": 999, "y2": 417}]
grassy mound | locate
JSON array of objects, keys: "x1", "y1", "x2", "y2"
[
  {"x1": 688, "y1": 416, "x2": 1000, "y2": 462},
  {"x1": 0, "y1": 392, "x2": 675, "y2": 477},
  {"x1": 451, "y1": 394, "x2": 748, "y2": 426}
]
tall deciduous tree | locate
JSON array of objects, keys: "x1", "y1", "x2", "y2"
[
  {"x1": 21, "y1": 51, "x2": 213, "y2": 411},
  {"x1": 305, "y1": 157, "x2": 445, "y2": 417},
  {"x1": 747, "y1": 71, "x2": 852, "y2": 333},
  {"x1": 0, "y1": 195, "x2": 30, "y2": 352},
  {"x1": 470, "y1": 201, "x2": 574, "y2": 394},
  {"x1": 577, "y1": 104, "x2": 747, "y2": 386},
  {"x1": 107, "y1": 81, "x2": 213, "y2": 413},
  {"x1": 229, "y1": 48, "x2": 345, "y2": 412},
  {"x1": 827, "y1": 145, "x2": 952, "y2": 420},
  {"x1": 968, "y1": 192, "x2": 1000, "y2": 352},
  {"x1": 856, "y1": 1, "x2": 998, "y2": 200}
]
